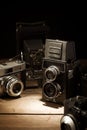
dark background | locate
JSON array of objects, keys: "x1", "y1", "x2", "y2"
[{"x1": 0, "y1": 2, "x2": 87, "y2": 59}]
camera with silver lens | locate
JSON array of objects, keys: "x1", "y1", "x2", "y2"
[
  {"x1": 60, "y1": 96, "x2": 87, "y2": 130},
  {"x1": 0, "y1": 59, "x2": 26, "y2": 97}
]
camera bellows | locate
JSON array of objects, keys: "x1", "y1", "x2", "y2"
[{"x1": 0, "y1": 76, "x2": 24, "y2": 97}]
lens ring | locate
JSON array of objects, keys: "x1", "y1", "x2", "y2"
[
  {"x1": 45, "y1": 66, "x2": 60, "y2": 81},
  {"x1": 43, "y1": 81, "x2": 61, "y2": 99},
  {"x1": 5, "y1": 76, "x2": 24, "y2": 97},
  {"x1": 9, "y1": 81, "x2": 23, "y2": 97},
  {"x1": 60, "y1": 114, "x2": 77, "y2": 130}
]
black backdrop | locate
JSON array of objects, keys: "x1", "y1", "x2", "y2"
[{"x1": 0, "y1": 2, "x2": 87, "y2": 59}]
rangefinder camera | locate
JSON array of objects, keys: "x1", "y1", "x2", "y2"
[{"x1": 0, "y1": 60, "x2": 26, "y2": 97}]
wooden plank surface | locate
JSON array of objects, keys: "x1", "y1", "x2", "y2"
[
  {"x1": 0, "y1": 88, "x2": 63, "y2": 130},
  {"x1": 0, "y1": 115, "x2": 63, "y2": 130}
]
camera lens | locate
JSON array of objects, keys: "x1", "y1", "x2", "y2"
[
  {"x1": 44, "y1": 82, "x2": 56, "y2": 97},
  {"x1": 61, "y1": 123, "x2": 71, "y2": 130},
  {"x1": 12, "y1": 83, "x2": 23, "y2": 93},
  {"x1": 46, "y1": 70, "x2": 55, "y2": 80},
  {"x1": 2, "y1": 76, "x2": 24, "y2": 97},
  {"x1": 45, "y1": 66, "x2": 60, "y2": 81},
  {"x1": 43, "y1": 81, "x2": 61, "y2": 99},
  {"x1": 60, "y1": 115, "x2": 76, "y2": 130}
]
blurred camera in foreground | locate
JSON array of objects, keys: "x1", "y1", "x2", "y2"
[{"x1": 60, "y1": 96, "x2": 87, "y2": 130}]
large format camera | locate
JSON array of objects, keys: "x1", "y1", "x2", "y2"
[
  {"x1": 16, "y1": 22, "x2": 49, "y2": 87},
  {"x1": 0, "y1": 59, "x2": 26, "y2": 97},
  {"x1": 42, "y1": 38, "x2": 77, "y2": 104},
  {"x1": 60, "y1": 96, "x2": 87, "y2": 130}
]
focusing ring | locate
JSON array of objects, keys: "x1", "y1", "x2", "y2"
[
  {"x1": 2, "y1": 76, "x2": 24, "y2": 97},
  {"x1": 60, "y1": 114, "x2": 79, "y2": 130},
  {"x1": 43, "y1": 81, "x2": 62, "y2": 99},
  {"x1": 6, "y1": 79, "x2": 24, "y2": 97},
  {"x1": 45, "y1": 65, "x2": 60, "y2": 81}
]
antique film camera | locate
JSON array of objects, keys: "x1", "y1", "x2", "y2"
[
  {"x1": 42, "y1": 38, "x2": 77, "y2": 104},
  {"x1": 60, "y1": 96, "x2": 87, "y2": 130},
  {"x1": 16, "y1": 22, "x2": 49, "y2": 87},
  {"x1": 0, "y1": 56, "x2": 26, "y2": 97}
]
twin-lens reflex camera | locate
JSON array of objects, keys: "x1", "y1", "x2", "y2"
[{"x1": 42, "y1": 38, "x2": 78, "y2": 104}]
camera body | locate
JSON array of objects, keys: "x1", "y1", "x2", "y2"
[
  {"x1": 0, "y1": 60, "x2": 26, "y2": 97},
  {"x1": 16, "y1": 22, "x2": 50, "y2": 88},
  {"x1": 60, "y1": 96, "x2": 87, "y2": 130},
  {"x1": 42, "y1": 58, "x2": 67, "y2": 104},
  {"x1": 42, "y1": 38, "x2": 77, "y2": 104}
]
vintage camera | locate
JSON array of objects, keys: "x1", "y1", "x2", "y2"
[
  {"x1": 60, "y1": 96, "x2": 87, "y2": 130},
  {"x1": 42, "y1": 58, "x2": 67, "y2": 104},
  {"x1": 0, "y1": 59, "x2": 26, "y2": 97},
  {"x1": 42, "y1": 39, "x2": 76, "y2": 104},
  {"x1": 16, "y1": 21, "x2": 50, "y2": 87}
]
